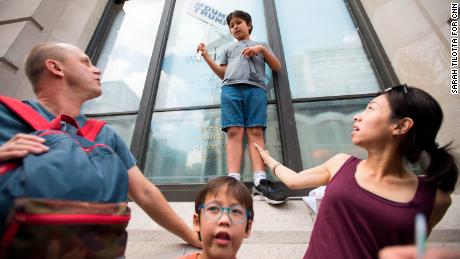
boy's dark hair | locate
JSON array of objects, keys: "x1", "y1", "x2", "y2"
[
  {"x1": 226, "y1": 10, "x2": 253, "y2": 34},
  {"x1": 195, "y1": 176, "x2": 254, "y2": 231}
]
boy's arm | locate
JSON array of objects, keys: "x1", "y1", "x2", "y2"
[
  {"x1": 241, "y1": 45, "x2": 282, "y2": 72},
  {"x1": 197, "y1": 43, "x2": 227, "y2": 79},
  {"x1": 127, "y1": 166, "x2": 202, "y2": 248}
]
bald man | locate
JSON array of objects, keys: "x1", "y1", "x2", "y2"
[{"x1": 0, "y1": 42, "x2": 201, "y2": 248}]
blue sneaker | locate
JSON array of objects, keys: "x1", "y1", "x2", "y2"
[{"x1": 252, "y1": 179, "x2": 287, "y2": 205}]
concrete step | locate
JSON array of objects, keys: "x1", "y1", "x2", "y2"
[{"x1": 126, "y1": 195, "x2": 460, "y2": 258}]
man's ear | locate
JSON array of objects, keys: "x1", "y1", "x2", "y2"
[
  {"x1": 244, "y1": 220, "x2": 253, "y2": 238},
  {"x1": 44, "y1": 59, "x2": 64, "y2": 77},
  {"x1": 193, "y1": 213, "x2": 201, "y2": 241},
  {"x1": 392, "y1": 117, "x2": 414, "y2": 136}
]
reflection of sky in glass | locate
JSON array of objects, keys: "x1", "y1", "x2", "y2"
[
  {"x1": 155, "y1": 0, "x2": 269, "y2": 109},
  {"x1": 145, "y1": 105, "x2": 281, "y2": 183},
  {"x1": 82, "y1": 0, "x2": 165, "y2": 113},
  {"x1": 275, "y1": 0, "x2": 379, "y2": 98}
]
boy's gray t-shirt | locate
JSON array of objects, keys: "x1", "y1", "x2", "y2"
[{"x1": 219, "y1": 39, "x2": 272, "y2": 91}]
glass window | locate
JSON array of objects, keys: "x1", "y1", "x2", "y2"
[
  {"x1": 154, "y1": 0, "x2": 275, "y2": 109},
  {"x1": 275, "y1": 0, "x2": 380, "y2": 98},
  {"x1": 144, "y1": 105, "x2": 281, "y2": 183},
  {"x1": 82, "y1": 0, "x2": 165, "y2": 114},
  {"x1": 98, "y1": 115, "x2": 137, "y2": 147},
  {"x1": 294, "y1": 98, "x2": 370, "y2": 168}
]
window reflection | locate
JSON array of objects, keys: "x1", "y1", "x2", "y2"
[
  {"x1": 96, "y1": 115, "x2": 137, "y2": 147},
  {"x1": 144, "y1": 105, "x2": 281, "y2": 184},
  {"x1": 154, "y1": 0, "x2": 275, "y2": 110},
  {"x1": 294, "y1": 99, "x2": 370, "y2": 168},
  {"x1": 82, "y1": 0, "x2": 165, "y2": 113},
  {"x1": 275, "y1": 0, "x2": 380, "y2": 98}
]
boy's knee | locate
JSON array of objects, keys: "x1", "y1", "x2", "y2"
[
  {"x1": 246, "y1": 127, "x2": 263, "y2": 138},
  {"x1": 227, "y1": 127, "x2": 244, "y2": 139}
]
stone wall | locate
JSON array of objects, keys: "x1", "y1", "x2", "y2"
[{"x1": 0, "y1": 0, "x2": 108, "y2": 99}]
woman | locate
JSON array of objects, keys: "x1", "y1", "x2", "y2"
[{"x1": 254, "y1": 85, "x2": 458, "y2": 259}]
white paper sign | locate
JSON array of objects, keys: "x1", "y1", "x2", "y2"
[{"x1": 302, "y1": 186, "x2": 326, "y2": 214}]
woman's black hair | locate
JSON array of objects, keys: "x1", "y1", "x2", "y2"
[
  {"x1": 382, "y1": 85, "x2": 458, "y2": 192},
  {"x1": 226, "y1": 10, "x2": 253, "y2": 34}
]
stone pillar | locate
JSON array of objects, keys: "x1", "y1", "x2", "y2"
[{"x1": 0, "y1": 0, "x2": 108, "y2": 99}]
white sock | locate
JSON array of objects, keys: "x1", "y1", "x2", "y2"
[
  {"x1": 253, "y1": 171, "x2": 266, "y2": 186},
  {"x1": 228, "y1": 172, "x2": 241, "y2": 181}
]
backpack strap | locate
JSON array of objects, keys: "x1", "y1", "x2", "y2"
[
  {"x1": 0, "y1": 95, "x2": 106, "y2": 142},
  {"x1": 80, "y1": 119, "x2": 106, "y2": 141},
  {"x1": 0, "y1": 96, "x2": 51, "y2": 130}
]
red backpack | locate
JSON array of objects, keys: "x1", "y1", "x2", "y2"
[{"x1": 0, "y1": 96, "x2": 131, "y2": 258}]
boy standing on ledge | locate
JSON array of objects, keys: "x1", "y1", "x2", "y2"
[{"x1": 197, "y1": 10, "x2": 286, "y2": 204}]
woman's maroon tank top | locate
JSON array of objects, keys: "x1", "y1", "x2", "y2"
[{"x1": 304, "y1": 156, "x2": 437, "y2": 259}]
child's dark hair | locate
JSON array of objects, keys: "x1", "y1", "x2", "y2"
[
  {"x1": 195, "y1": 176, "x2": 253, "y2": 231},
  {"x1": 382, "y1": 85, "x2": 459, "y2": 192},
  {"x1": 226, "y1": 10, "x2": 253, "y2": 34}
]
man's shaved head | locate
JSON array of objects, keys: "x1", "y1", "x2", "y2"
[{"x1": 24, "y1": 43, "x2": 77, "y2": 91}]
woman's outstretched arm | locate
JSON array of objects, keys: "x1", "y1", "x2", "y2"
[{"x1": 254, "y1": 143, "x2": 349, "y2": 189}]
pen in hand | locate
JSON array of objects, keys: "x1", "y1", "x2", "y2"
[{"x1": 415, "y1": 213, "x2": 426, "y2": 259}]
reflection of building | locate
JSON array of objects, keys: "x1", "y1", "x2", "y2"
[
  {"x1": 293, "y1": 46, "x2": 378, "y2": 96},
  {"x1": 145, "y1": 137, "x2": 187, "y2": 184},
  {"x1": 82, "y1": 80, "x2": 140, "y2": 113},
  {"x1": 295, "y1": 104, "x2": 367, "y2": 166},
  {"x1": 202, "y1": 112, "x2": 226, "y2": 180},
  {"x1": 103, "y1": 116, "x2": 136, "y2": 147}
]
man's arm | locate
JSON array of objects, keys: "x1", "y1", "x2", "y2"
[
  {"x1": 197, "y1": 43, "x2": 227, "y2": 79},
  {"x1": 127, "y1": 166, "x2": 201, "y2": 248}
]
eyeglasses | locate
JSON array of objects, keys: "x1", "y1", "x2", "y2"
[
  {"x1": 384, "y1": 83, "x2": 408, "y2": 93},
  {"x1": 198, "y1": 202, "x2": 251, "y2": 225},
  {"x1": 384, "y1": 83, "x2": 412, "y2": 115}
]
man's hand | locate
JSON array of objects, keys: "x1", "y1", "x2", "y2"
[
  {"x1": 187, "y1": 231, "x2": 202, "y2": 249},
  {"x1": 0, "y1": 134, "x2": 49, "y2": 162},
  {"x1": 242, "y1": 45, "x2": 264, "y2": 58}
]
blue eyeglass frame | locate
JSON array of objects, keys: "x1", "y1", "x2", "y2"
[{"x1": 198, "y1": 203, "x2": 251, "y2": 224}]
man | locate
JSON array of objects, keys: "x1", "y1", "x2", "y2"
[{"x1": 0, "y1": 42, "x2": 201, "y2": 248}]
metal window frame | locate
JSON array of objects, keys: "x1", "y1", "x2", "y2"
[
  {"x1": 130, "y1": 0, "x2": 176, "y2": 164},
  {"x1": 87, "y1": 0, "x2": 399, "y2": 201}
]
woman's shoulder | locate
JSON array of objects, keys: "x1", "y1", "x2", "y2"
[
  {"x1": 327, "y1": 153, "x2": 353, "y2": 167},
  {"x1": 325, "y1": 153, "x2": 354, "y2": 178}
]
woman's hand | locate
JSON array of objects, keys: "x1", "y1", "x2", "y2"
[
  {"x1": 254, "y1": 143, "x2": 274, "y2": 165},
  {"x1": 0, "y1": 134, "x2": 49, "y2": 162}
]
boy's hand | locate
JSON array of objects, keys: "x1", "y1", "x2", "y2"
[
  {"x1": 242, "y1": 45, "x2": 264, "y2": 58},
  {"x1": 0, "y1": 134, "x2": 49, "y2": 162},
  {"x1": 197, "y1": 43, "x2": 209, "y2": 57}
]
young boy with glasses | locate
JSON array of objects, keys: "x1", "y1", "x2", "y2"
[{"x1": 178, "y1": 176, "x2": 253, "y2": 259}]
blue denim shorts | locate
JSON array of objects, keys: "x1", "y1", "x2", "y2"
[{"x1": 221, "y1": 84, "x2": 267, "y2": 131}]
